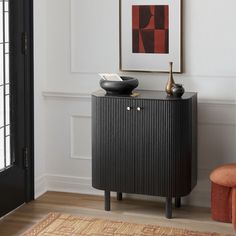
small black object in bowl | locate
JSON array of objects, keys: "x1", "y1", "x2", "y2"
[
  {"x1": 171, "y1": 84, "x2": 185, "y2": 98},
  {"x1": 100, "y1": 76, "x2": 139, "y2": 95}
]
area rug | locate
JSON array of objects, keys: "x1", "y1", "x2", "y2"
[{"x1": 21, "y1": 212, "x2": 232, "y2": 236}]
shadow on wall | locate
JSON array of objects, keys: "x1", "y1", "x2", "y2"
[{"x1": 198, "y1": 102, "x2": 236, "y2": 171}]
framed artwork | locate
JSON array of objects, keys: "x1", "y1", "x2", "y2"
[{"x1": 120, "y1": 0, "x2": 182, "y2": 72}]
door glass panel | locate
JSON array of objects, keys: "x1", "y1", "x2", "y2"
[
  {"x1": 0, "y1": 86, "x2": 3, "y2": 127},
  {"x1": 5, "y1": 135, "x2": 10, "y2": 166},
  {"x1": 4, "y1": 0, "x2": 8, "y2": 11},
  {"x1": 0, "y1": 44, "x2": 3, "y2": 85},
  {"x1": 0, "y1": 3, "x2": 2, "y2": 43},
  {"x1": 5, "y1": 52, "x2": 8, "y2": 82},
  {"x1": 0, "y1": 0, "x2": 11, "y2": 171},
  {"x1": 5, "y1": 94, "x2": 9, "y2": 124},
  {"x1": 4, "y1": 12, "x2": 8, "y2": 42}
]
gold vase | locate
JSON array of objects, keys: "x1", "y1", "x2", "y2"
[{"x1": 165, "y1": 62, "x2": 175, "y2": 96}]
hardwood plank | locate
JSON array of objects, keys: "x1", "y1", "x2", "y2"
[{"x1": 0, "y1": 192, "x2": 234, "y2": 235}]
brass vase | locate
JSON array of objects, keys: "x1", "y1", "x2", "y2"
[{"x1": 165, "y1": 62, "x2": 175, "y2": 96}]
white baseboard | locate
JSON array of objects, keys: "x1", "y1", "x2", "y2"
[
  {"x1": 34, "y1": 173, "x2": 211, "y2": 208},
  {"x1": 46, "y1": 174, "x2": 100, "y2": 195},
  {"x1": 35, "y1": 175, "x2": 47, "y2": 199}
]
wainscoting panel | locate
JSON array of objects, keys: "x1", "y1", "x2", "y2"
[
  {"x1": 70, "y1": 0, "x2": 119, "y2": 73},
  {"x1": 70, "y1": 116, "x2": 91, "y2": 160},
  {"x1": 198, "y1": 102, "x2": 236, "y2": 126},
  {"x1": 198, "y1": 124, "x2": 236, "y2": 170},
  {"x1": 40, "y1": 92, "x2": 236, "y2": 207}
]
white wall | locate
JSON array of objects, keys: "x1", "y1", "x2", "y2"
[
  {"x1": 34, "y1": 0, "x2": 48, "y2": 197},
  {"x1": 34, "y1": 0, "x2": 236, "y2": 207}
]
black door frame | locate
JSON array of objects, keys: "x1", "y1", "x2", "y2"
[
  {"x1": 24, "y1": 0, "x2": 34, "y2": 202},
  {"x1": 0, "y1": 0, "x2": 34, "y2": 217}
]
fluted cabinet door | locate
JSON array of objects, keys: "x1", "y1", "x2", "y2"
[
  {"x1": 134, "y1": 99, "x2": 193, "y2": 197},
  {"x1": 92, "y1": 97, "x2": 136, "y2": 193}
]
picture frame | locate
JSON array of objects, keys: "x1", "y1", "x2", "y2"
[{"x1": 120, "y1": 0, "x2": 182, "y2": 73}]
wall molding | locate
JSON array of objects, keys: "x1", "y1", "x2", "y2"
[
  {"x1": 70, "y1": 155, "x2": 91, "y2": 160},
  {"x1": 43, "y1": 91, "x2": 236, "y2": 126},
  {"x1": 43, "y1": 91, "x2": 236, "y2": 127},
  {"x1": 198, "y1": 121, "x2": 236, "y2": 127},
  {"x1": 43, "y1": 91, "x2": 236, "y2": 105},
  {"x1": 198, "y1": 99, "x2": 236, "y2": 105},
  {"x1": 43, "y1": 91, "x2": 91, "y2": 101},
  {"x1": 70, "y1": 115, "x2": 92, "y2": 160}
]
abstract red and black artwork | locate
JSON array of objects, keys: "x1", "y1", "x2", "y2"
[
  {"x1": 132, "y1": 5, "x2": 169, "y2": 54},
  {"x1": 120, "y1": 0, "x2": 181, "y2": 72}
]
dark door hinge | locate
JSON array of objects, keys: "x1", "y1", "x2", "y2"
[
  {"x1": 22, "y1": 32, "x2": 28, "y2": 54},
  {"x1": 23, "y1": 147, "x2": 29, "y2": 169}
]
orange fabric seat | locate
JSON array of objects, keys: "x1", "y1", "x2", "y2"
[
  {"x1": 210, "y1": 164, "x2": 236, "y2": 230},
  {"x1": 210, "y1": 164, "x2": 236, "y2": 188}
]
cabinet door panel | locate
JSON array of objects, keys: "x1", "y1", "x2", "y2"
[
  {"x1": 134, "y1": 99, "x2": 158, "y2": 195},
  {"x1": 92, "y1": 97, "x2": 135, "y2": 193},
  {"x1": 135, "y1": 99, "x2": 192, "y2": 197}
]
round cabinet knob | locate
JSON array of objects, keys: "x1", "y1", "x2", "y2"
[
  {"x1": 127, "y1": 106, "x2": 132, "y2": 111},
  {"x1": 137, "y1": 107, "x2": 142, "y2": 111}
]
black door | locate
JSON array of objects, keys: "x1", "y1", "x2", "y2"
[{"x1": 0, "y1": 0, "x2": 34, "y2": 217}]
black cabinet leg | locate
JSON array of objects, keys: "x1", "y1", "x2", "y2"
[
  {"x1": 117, "y1": 192, "x2": 122, "y2": 201},
  {"x1": 175, "y1": 197, "x2": 181, "y2": 208},
  {"x1": 165, "y1": 197, "x2": 172, "y2": 219},
  {"x1": 105, "y1": 191, "x2": 110, "y2": 211}
]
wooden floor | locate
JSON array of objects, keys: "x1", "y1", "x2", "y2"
[{"x1": 0, "y1": 191, "x2": 235, "y2": 235}]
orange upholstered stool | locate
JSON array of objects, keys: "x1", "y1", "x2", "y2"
[{"x1": 210, "y1": 164, "x2": 236, "y2": 229}]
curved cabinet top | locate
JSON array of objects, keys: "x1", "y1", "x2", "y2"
[{"x1": 92, "y1": 90, "x2": 197, "y2": 101}]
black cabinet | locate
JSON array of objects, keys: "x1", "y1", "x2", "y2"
[{"x1": 92, "y1": 90, "x2": 197, "y2": 218}]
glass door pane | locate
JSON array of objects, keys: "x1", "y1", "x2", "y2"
[{"x1": 0, "y1": 0, "x2": 10, "y2": 171}]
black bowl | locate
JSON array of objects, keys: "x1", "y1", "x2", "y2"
[{"x1": 100, "y1": 76, "x2": 139, "y2": 95}]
